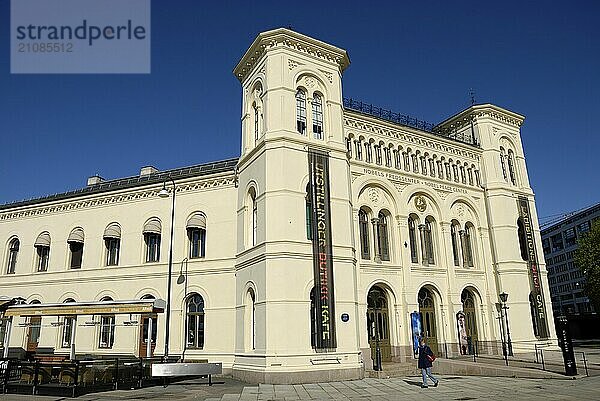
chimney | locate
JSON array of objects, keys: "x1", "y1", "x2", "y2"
[
  {"x1": 140, "y1": 166, "x2": 159, "y2": 177},
  {"x1": 87, "y1": 175, "x2": 105, "y2": 186}
]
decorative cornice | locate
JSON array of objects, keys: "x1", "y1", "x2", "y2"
[
  {"x1": 0, "y1": 176, "x2": 235, "y2": 222},
  {"x1": 438, "y1": 104, "x2": 525, "y2": 131},
  {"x1": 234, "y1": 28, "x2": 350, "y2": 83}
]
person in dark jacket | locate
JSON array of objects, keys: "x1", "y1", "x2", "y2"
[{"x1": 417, "y1": 337, "x2": 439, "y2": 388}]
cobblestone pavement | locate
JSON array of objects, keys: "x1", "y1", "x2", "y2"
[{"x1": 1, "y1": 375, "x2": 599, "y2": 400}]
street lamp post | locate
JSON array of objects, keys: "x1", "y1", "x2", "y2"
[
  {"x1": 495, "y1": 302, "x2": 508, "y2": 366},
  {"x1": 177, "y1": 258, "x2": 188, "y2": 361},
  {"x1": 499, "y1": 292, "x2": 513, "y2": 356},
  {"x1": 159, "y1": 178, "x2": 176, "y2": 361}
]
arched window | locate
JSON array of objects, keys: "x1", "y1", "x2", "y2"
[
  {"x1": 186, "y1": 294, "x2": 205, "y2": 349},
  {"x1": 253, "y1": 102, "x2": 259, "y2": 142},
  {"x1": 408, "y1": 216, "x2": 419, "y2": 263},
  {"x1": 187, "y1": 213, "x2": 207, "y2": 259},
  {"x1": 452, "y1": 164, "x2": 459, "y2": 182},
  {"x1": 429, "y1": 159, "x2": 435, "y2": 177},
  {"x1": 306, "y1": 184, "x2": 313, "y2": 240},
  {"x1": 384, "y1": 147, "x2": 392, "y2": 167},
  {"x1": 460, "y1": 165, "x2": 466, "y2": 184},
  {"x1": 143, "y1": 218, "x2": 161, "y2": 263},
  {"x1": 394, "y1": 149, "x2": 401, "y2": 169},
  {"x1": 365, "y1": 142, "x2": 372, "y2": 163},
  {"x1": 403, "y1": 152, "x2": 410, "y2": 171},
  {"x1": 346, "y1": 137, "x2": 353, "y2": 157},
  {"x1": 104, "y1": 223, "x2": 121, "y2": 266},
  {"x1": 420, "y1": 218, "x2": 435, "y2": 265},
  {"x1": 507, "y1": 150, "x2": 517, "y2": 185},
  {"x1": 451, "y1": 221, "x2": 461, "y2": 266},
  {"x1": 67, "y1": 227, "x2": 84, "y2": 269},
  {"x1": 420, "y1": 157, "x2": 427, "y2": 175},
  {"x1": 499, "y1": 147, "x2": 508, "y2": 181},
  {"x1": 61, "y1": 298, "x2": 76, "y2": 348},
  {"x1": 462, "y1": 223, "x2": 475, "y2": 267},
  {"x1": 437, "y1": 161, "x2": 443, "y2": 178},
  {"x1": 34, "y1": 232, "x2": 51, "y2": 272},
  {"x1": 377, "y1": 212, "x2": 390, "y2": 262},
  {"x1": 374, "y1": 145, "x2": 382, "y2": 165},
  {"x1": 246, "y1": 288, "x2": 256, "y2": 350},
  {"x1": 444, "y1": 163, "x2": 451, "y2": 180},
  {"x1": 99, "y1": 296, "x2": 115, "y2": 348},
  {"x1": 474, "y1": 169, "x2": 481, "y2": 186},
  {"x1": 251, "y1": 191, "x2": 257, "y2": 246},
  {"x1": 6, "y1": 238, "x2": 19, "y2": 274},
  {"x1": 359, "y1": 209, "x2": 370, "y2": 260},
  {"x1": 517, "y1": 218, "x2": 528, "y2": 261},
  {"x1": 468, "y1": 167, "x2": 474, "y2": 186},
  {"x1": 296, "y1": 89, "x2": 307, "y2": 135},
  {"x1": 411, "y1": 154, "x2": 418, "y2": 173},
  {"x1": 312, "y1": 93, "x2": 324, "y2": 139},
  {"x1": 355, "y1": 139, "x2": 363, "y2": 160}
]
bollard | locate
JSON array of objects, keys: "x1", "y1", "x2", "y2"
[
  {"x1": 582, "y1": 352, "x2": 589, "y2": 377},
  {"x1": 541, "y1": 349, "x2": 545, "y2": 371}
]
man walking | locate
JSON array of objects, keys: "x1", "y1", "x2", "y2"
[{"x1": 418, "y1": 337, "x2": 439, "y2": 388}]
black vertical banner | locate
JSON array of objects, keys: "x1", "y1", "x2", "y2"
[
  {"x1": 308, "y1": 149, "x2": 337, "y2": 349},
  {"x1": 517, "y1": 196, "x2": 549, "y2": 339}
]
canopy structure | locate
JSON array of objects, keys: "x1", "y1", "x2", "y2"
[
  {"x1": 4, "y1": 299, "x2": 166, "y2": 317},
  {"x1": 2, "y1": 299, "x2": 166, "y2": 359}
]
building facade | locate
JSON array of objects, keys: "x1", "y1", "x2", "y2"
[
  {"x1": 542, "y1": 203, "x2": 600, "y2": 316},
  {"x1": 0, "y1": 28, "x2": 556, "y2": 383}
]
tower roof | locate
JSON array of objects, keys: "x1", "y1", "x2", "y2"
[{"x1": 234, "y1": 28, "x2": 350, "y2": 83}]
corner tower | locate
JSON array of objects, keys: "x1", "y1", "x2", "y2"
[{"x1": 232, "y1": 29, "x2": 361, "y2": 383}]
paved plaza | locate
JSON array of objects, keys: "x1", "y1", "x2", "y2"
[{"x1": 1, "y1": 375, "x2": 599, "y2": 401}]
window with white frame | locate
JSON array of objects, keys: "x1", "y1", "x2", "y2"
[
  {"x1": 6, "y1": 238, "x2": 19, "y2": 274},
  {"x1": 311, "y1": 93, "x2": 323, "y2": 139},
  {"x1": 296, "y1": 89, "x2": 307, "y2": 135}
]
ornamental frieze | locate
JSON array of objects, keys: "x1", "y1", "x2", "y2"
[{"x1": 0, "y1": 177, "x2": 235, "y2": 221}]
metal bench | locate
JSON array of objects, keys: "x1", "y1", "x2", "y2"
[{"x1": 151, "y1": 362, "x2": 222, "y2": 385}]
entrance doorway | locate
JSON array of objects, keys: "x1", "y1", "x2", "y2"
[
  {"x1": 418, "y1": 287, "x2": 438, "y2": 355},
  {"x1": 138, "y1": 315, "x2": 157, "y2": 357},
  {"x1": 461, "y1": 289, "x2": 478, "y2": 354},
  {"x1": 367, "y1": 286, "x2": 391, "y2": 362}
]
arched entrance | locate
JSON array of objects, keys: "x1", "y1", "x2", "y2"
[
  {"x1": 418, "y1": 287, "x2": 438, "y2": 355},
  {"x1": 460, "y1": 289, "x2": 478, "y2": 355},
  {"x1": 367, "y1": 286, "x2": 391, "y2": 362}
]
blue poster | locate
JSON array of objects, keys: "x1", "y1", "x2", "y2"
[{"x1": 410, "y1": 311, "x2": 422, "y2": 356}]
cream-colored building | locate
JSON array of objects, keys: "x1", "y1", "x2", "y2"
[{"x1": 0, "y1": 28, "x2": 556, "y2": 383}]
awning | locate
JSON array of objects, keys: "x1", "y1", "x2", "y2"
[
  {"x1": 104, "y1": 223, "x2": 121, "y2": 239},
  {"x1": 67, "y1": 227, "x2": 85, "y2": 243},
  {"x1": 4, "y1": 299, "x2": 166, "y2": 317},
  {"x1": 186, "y1": 213, "x2": 206, "y2": 230},
  {"x1": 34, "y1": 231, "x2": 51, "y2": 247},
  {"x1": 143, "y1": 218, "x2": 162, "y2": 234}
]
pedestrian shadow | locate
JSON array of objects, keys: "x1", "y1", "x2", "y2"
[{"x1": 403, "y1": 379, "x2": 423, "y2": 387}]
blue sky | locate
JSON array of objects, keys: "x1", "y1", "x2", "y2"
[{"x1": 1, "y1": 1, "x2": 598, "y2": 222}]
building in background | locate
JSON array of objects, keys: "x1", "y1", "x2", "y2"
[
  {"x1": 0, "y1": 28, "x2": 556, "y2": 383},
  {"x1": 541, "y1": 203, "x2": 600, "y2": 316}
]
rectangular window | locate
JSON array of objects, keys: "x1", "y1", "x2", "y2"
[
  {"x1": 296, "y1": 91, "x2": 307, "y2": 135},
  {"x1": 189, "y1": 228, "x2": 206, "y2": 259},
  {"x1": 577, "y1": 221, "x2": 591, "y2": 234},
  {"x1": 62, "y1": 317, "x2": 74, "y2": 348},
  {"x1": 69, "y1": 242, "x2": 83, "y2": 269},
  {"x1": 551, "y1": 233, "x2": 564, "y2": 252},
  {"x1": 145, "y1": 233, "x2": 161, "y2": 263},
  {"x1": 564, "y1": 228, "x2": 576, "y2": 247},
  {"x1": 99, "y1": 316, "x2": 115, "y2": 348},
  {"x1": 36, "y1": 245, "x2": 49, "y2": 272},
  {"x1": 542, "y1": 238, "x2": 551, "y2": 255},
  {"x1": 105, "y1": 238, "x2": 120, "y2": 266}
]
